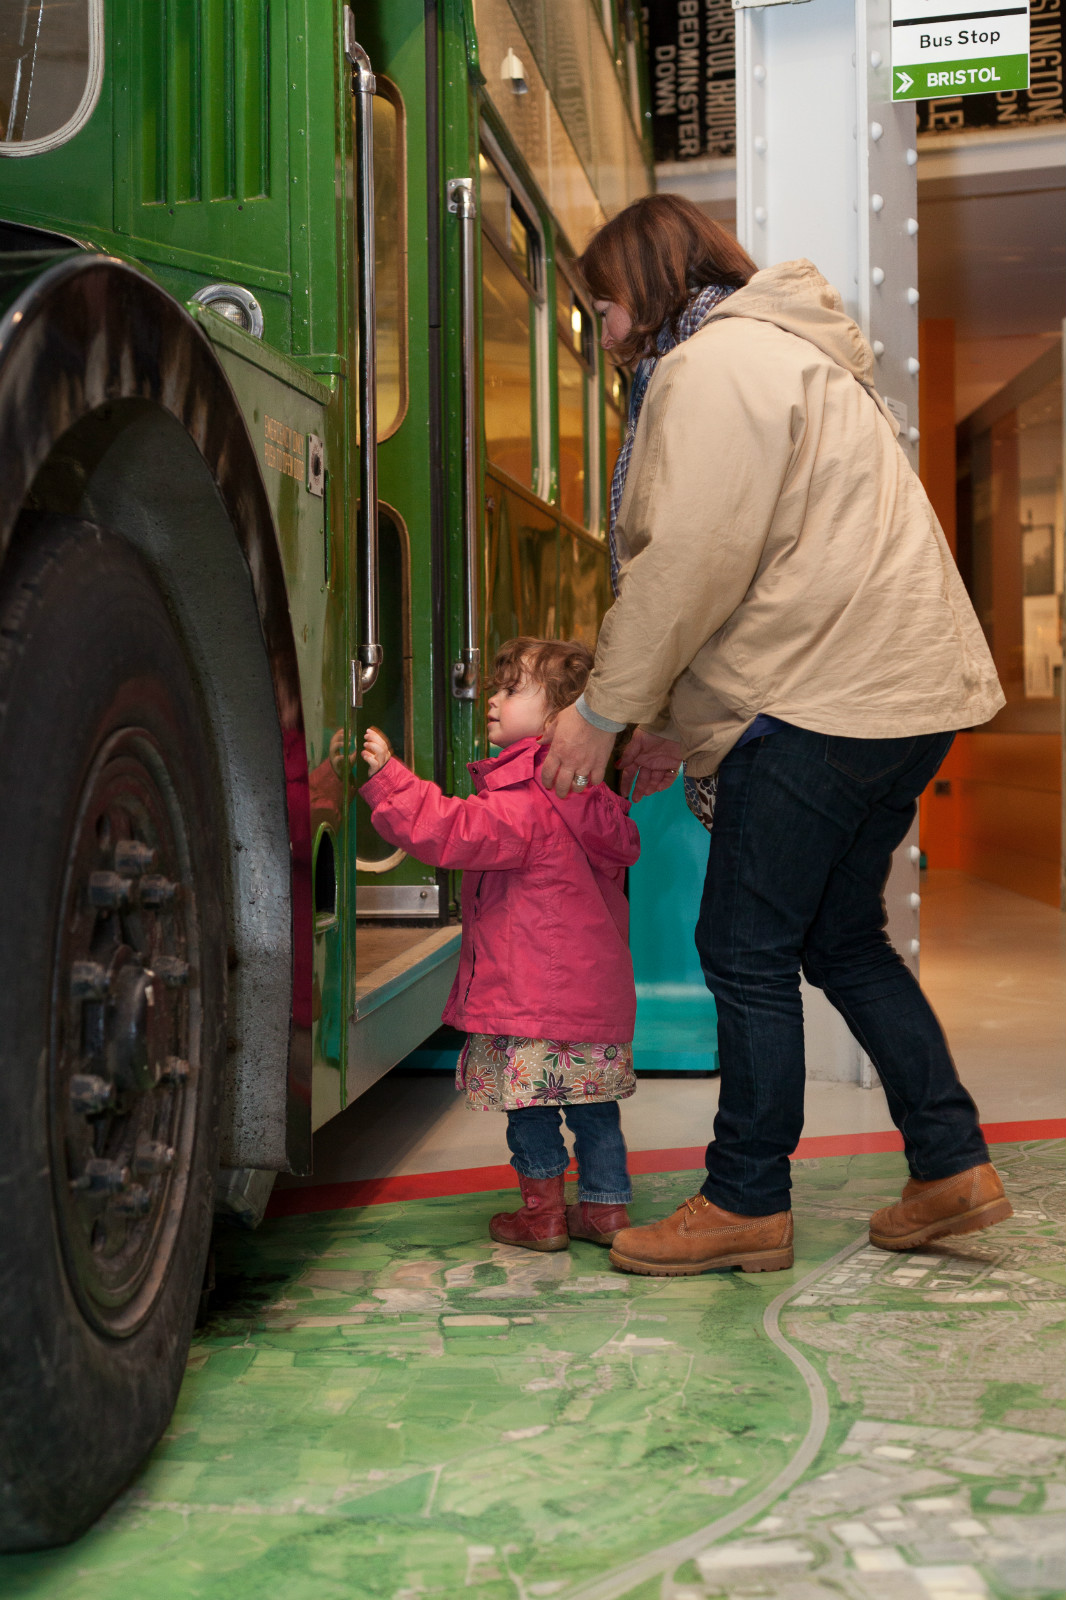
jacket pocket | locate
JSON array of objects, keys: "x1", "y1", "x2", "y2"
[{"x1": 824, "y1": 734, "x2": 917, "y2": 783}]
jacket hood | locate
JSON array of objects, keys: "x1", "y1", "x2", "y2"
[
  {"x1": 703, "y1": 259, "x2": 897, "y2": 431},
  {"x1": 539, "y1": 757, "x2": 640, "y2": 873}
]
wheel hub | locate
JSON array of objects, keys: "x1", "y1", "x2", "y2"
[
  {"x1": 50, "y1": 731, "x2": 202, "y2": 1338},
  {"x1": 109, "y1": 950, "x2": 160, "y2": 1093}
]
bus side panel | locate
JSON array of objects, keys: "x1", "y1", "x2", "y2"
[{"x1": 206, "y1": 334, "x2": 349, "y2": 1131}]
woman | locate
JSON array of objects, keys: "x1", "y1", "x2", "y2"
[{"x1": 543, "y1": 194, "x2": 1011, "y2": 1276}]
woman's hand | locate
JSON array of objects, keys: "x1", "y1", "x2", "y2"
[
  {"x1": 618, "y1": 728, "x2": 683, "y2": 801},
  {"x1": 540, "y1": 703, "x2": 617, "y2": 797},
  {"x1": 361, "y1": 726, "x2": 393, "y2": 776}
]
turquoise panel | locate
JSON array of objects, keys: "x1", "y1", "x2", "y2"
[{"x1": 628, "y1": 778, "x2": 719, "y2": 1074}]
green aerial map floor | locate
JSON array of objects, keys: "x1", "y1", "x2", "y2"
[{"x1": 3, "y1": 1142, "x2": 1063, "y2": 1600}]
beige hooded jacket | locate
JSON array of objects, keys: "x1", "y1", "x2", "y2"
[{"x1": 584, "y1": 259, "x2": 1004, "y2": 777}]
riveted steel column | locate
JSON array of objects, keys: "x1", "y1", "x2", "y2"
[
  {"x1": 735, "y1": 0, "x2": 922, "y2": 1086},
  {"x1": 736, "y1": 0, "x2": 920, "y2": 472}
]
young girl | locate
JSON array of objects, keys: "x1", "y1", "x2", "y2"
[{"x1": 360, "y1": 637, "x2": 641, "y2": 1252}]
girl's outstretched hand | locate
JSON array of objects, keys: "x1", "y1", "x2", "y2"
[{"x1": 362, "y1": 726, "x2": 393, "y2": 776}]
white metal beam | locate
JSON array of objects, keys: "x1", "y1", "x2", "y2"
[
  {"x1": 734, "y1": 0, "x2": 923, "y2": 1086},
  {"x1": 736, "y1": 0, "x2": 921, "y2": 465}
]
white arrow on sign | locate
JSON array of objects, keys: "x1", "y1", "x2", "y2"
[{"x1": 895, "y1": 69, "x2": 914, "y2": 93}]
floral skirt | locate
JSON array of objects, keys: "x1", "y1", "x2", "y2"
[{"x1": 457, "y1": 1033, "x2": 636, "y2": 1112}]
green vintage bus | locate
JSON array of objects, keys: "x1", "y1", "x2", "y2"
[{"x1": 0, "y1": 0, "x2": 651, "y2": 1548}]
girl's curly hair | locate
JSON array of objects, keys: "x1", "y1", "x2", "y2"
[{"x1": 488, "y1": 637, "x2": 594, "y2": 722}]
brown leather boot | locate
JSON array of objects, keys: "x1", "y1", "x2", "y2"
[
  {"x1": 566, "y1": 1201, "x2": 630, "y2": 1246},
  {"x1": 609, "y1": 1194, "x2": 793, "y2": 1276},
  {"x1": 869, "y1": 1162, "x2": 1012, "y2": 1251},
  {"x1": 489, "y1": 1175, "x2": 568, "y2": 1252}
]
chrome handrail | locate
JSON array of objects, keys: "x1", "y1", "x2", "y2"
[
  {"x1": 447, "y1": 176, "x2": 481, "y2": 701},
  {"x1": 346, "y1": 12, "x2": 382, "y2": 706}
]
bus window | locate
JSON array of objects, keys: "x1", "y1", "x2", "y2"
[
  {"x1": 0, "y1": 0, "x2": 102, "y2": 155},
  {"x1": 556, "y1": 277, "x2": 596, "y2": 528},
  {"x1": 480, "y1": 143, "x2": 543, "y2": 495},
  {"x1": 487, "y1": 486, "x2": 558, "y2": 656},
  {"x1": 559, "y1": 532, "x2": 609, "y2": 646},
  {"x1": 509, "y1": 204, "x2": 532, "y2": 281},
  {"x1": 478, "y1": 150, "x2": 508, "y2": 241},
  {"x1": 354, "y1": 505, "x2": 414, "y2": 872},
  {"x1": 373, "y1": 80, "x2": 407, "y2": 440}
]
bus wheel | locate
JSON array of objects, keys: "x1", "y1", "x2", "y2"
[{"x1": 0, "y1": 516, "x2": 227, "y2": 1550}]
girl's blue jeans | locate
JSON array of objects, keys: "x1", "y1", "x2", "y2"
[{"x1": 505, "y1": 1101, "x2": 632, "y2": 1205}]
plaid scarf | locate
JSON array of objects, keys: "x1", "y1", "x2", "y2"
[{"x1": 608, "y1": 282, "x2": 736, "y2": 595}]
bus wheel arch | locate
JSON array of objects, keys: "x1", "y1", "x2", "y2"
[{"x1": 0, "y1": 254, "x2": 310, "y2": 1179}]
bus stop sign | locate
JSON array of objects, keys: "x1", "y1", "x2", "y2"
[{"x1": 891, "y1": 0, "x2": 1031, "y2": 99}]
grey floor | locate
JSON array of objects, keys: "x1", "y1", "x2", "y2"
[{"x1": 282, "y1": 871, "x2": 1066, "y2": 1188}]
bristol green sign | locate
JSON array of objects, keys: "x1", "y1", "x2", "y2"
[{"x1": 891, "y1": 2, "x2": 1031, "y2": 100}]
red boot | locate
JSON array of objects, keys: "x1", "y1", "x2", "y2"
[
  {"x1": 489, "y1": 1175, "x2": 568, "y2": 1251},
  {"x1": 567, "y1": 1201, "x2": 630, "y2": 1246}
]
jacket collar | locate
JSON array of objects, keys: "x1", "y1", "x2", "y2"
[{"x1": 468, "y1": 736, "x2": 546, "y2": 791}]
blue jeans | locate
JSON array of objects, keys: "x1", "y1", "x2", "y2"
[
  {"x1": 505, "y1": 1102, "x2": 632, "y2": 1204},
  {"x1": 696, "y1": 726, "x2": 989, "y2": 1216}
]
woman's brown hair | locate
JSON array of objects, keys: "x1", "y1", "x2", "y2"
[
  {"x1": 577, "y1": 194, "x2": 757, "y2": 364},
  {"x1": 488, "y1": 637, "x2": 594, "y2": 722}
]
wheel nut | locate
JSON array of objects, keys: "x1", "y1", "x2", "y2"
[
  {"x1": 114, "y1": 840, "x2": 156, "y2": 875},
  {"x1": 152, "y1": 956, "x2": 190, "y2": 987},
  {"x1": 158, "y1": 1056, "x2": 190, "y2": 1086},
  {"x1": 140, "y1": 875, "x2": 178, "y2": 908},
  {"x1": 89, "y1": 871, "x2": 133, "y2": 909},
  {"x1": 71, "y1": 1157, "x2": 129, "y2": 1194},
  {"x1": 69, "y1": 1073, "x2": 114, "y2": 1114},
  {"x1": 134, "y1": 1140, "x2": 175, "y2": 1176},
  {"x1": 70, "y1": 961, "x2": 109, "y2": 999},
  {"x1": 111, "y1": 1183, "x2": 152, "y2": 1217}
]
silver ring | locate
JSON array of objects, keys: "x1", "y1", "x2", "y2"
[{"x1": 572, "y1": 774, "x2": 590, "y2": 789}]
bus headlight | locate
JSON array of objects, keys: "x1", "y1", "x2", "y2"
[{"x1": 191, "y1": 284, "x2": 265, "y2": 338}]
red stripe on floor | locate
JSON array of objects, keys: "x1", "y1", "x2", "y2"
[
  {"x1": 265, "y1": 1116, "x2": 1066, "y2": 1218},
  {"x1": 269, "y1": 1164, "x2": 521, "y2": 1215}
]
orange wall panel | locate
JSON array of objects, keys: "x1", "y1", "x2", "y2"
[
  {"x1": 959, "y1": 845, "x2": 1061, "y2": 907},
  {"x1": 958, "y1": 781, "x2": 1061, "y2": 859},
  {"x1": 912, "y1": 328, "x2": 1063, "y2": 905},
  {"x1": 956, "y1": 732, "x2": 1060, "y2": 791},
  {"x1": 918, "y1": 319, "x2": 957, "y2": 555},
  {"x1": 921, "y1": 731, "x2": 1062, "y2": 906}
]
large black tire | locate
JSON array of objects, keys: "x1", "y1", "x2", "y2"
[{"x1": 0, "y1": 516, "x2": 227, "y2": 1550}]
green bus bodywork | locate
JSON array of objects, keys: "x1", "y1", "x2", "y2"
[
  {"x1": 0, "y1": 0, "x2": 651, "y2": 1166},
  {"x1": 0, "y1": 0, "x2": 651, "y2": 1547}
]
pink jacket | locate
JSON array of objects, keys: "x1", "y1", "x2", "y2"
[{"x1": 360, "y1": 737, "x2": 641, "y2": 1041}]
